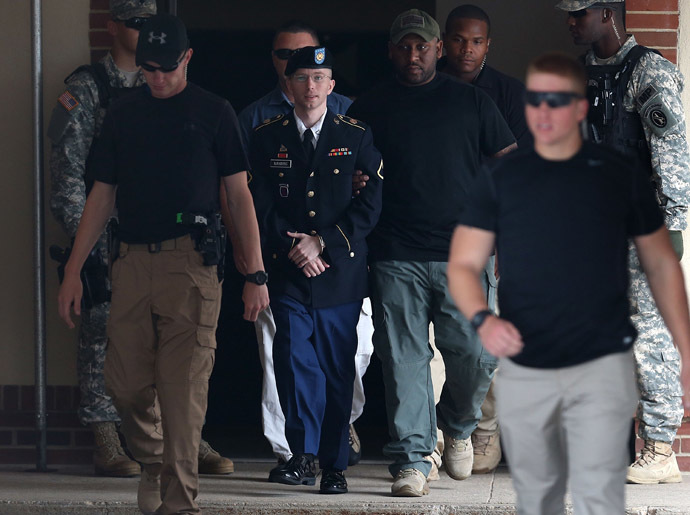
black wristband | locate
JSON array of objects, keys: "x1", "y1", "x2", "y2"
[{"x1": 470, "y1": 309, "x2": 493, "y2": 332}]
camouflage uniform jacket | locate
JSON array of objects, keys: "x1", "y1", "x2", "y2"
[
  {"x1": 585, "y1": 35, "x2": 690, "y2": 231},
  {"x1": 49, "y1": 52, "x2": 147, "y2": 238}
]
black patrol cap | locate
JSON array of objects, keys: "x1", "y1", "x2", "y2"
[
  {"x1": 136, "y1": 14, "x2": 189, "y2": 68},
  {"x1": 285, "y1": 46, "x2": 333, "y2": 76}
]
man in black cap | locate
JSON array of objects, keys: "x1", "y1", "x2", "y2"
[
  {"x1": 58, "y1": 14, "x2": 268, "y2": 514},
  {"x1": 348, "y1": 8, "x2": 515, "y2": 496},
  {"x1": 248, "y1": 46, "x2": 383, "y2": 494},
  {"x1": 48, "y1": 0, "x2": 233, "y2": 480}
]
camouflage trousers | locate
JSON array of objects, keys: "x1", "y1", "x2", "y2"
[
  {"x1": 76, "y1": 239, "x2": 119, "y2": 425},
  {"x1": 628, "y1": 243, "x2": 683, "y2": 443}
]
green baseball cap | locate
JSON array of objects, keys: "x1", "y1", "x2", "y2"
[
  {"x1": 555, "y1": 0, "x2": 624, "y2": 11},
  {"x1": 390, "y1": 9, "x2": 440, "y2": 44}
]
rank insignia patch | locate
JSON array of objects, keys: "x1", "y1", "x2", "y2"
[
  {"x1": 279, "y1": 184, "x2": 289, "y2": 198},
  {"x1": 328, "y1": 147, "x2": 352, "y2": 156},
  {"x1": 58, "y1": 91, "x2": 79, "y2": 111}
]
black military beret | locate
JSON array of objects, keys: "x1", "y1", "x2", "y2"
[{"x1": 284, "y1": 46, "x2": 333, "y2": 76}]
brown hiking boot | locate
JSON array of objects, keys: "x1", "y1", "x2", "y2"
[
  {"x1": 627, "y1": 440, "x2": 682, "y2": 484},
  {"x1": 198, "y1": 438, "x2": 234, "y2": 474},
  {"x1": 471, "y1": 430, "x2": 501, "y2": 474},
  {"x1": 91, "y1": 422, "x2": 140, "y2": 477}
]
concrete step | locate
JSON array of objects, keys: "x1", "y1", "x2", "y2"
[{"x1": 0, "y1": 462, "x2": 688, "y2": 514}]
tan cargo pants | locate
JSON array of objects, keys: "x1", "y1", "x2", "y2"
[{"x1": 104, "y1": 235, "x2": 222, "y2": 514}]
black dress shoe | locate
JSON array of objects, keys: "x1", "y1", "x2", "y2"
[
  {"x1": 319, "y1": 469, "x2": 348, "y2": 494},
  {"x1": 268, "y1": 454, "x2": 316, "y2": 485},
  {"x1": 267, "y1": 458, "x2": 288, "y2": 481}
]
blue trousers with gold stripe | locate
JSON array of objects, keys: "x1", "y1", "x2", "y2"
[{"x1": 272, "y1": 294, "x2": 361, "y2": 471}]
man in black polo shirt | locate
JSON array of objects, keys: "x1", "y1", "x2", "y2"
[
  {"x1": 58, "y1": 14, "x2": 269, "y2": 515},
  {"x1": 348, "y1": 8, "x2": 515, "y2": 496},
  {"x1": 448, "y1": 53, "x2": 690, "y2": 515}
]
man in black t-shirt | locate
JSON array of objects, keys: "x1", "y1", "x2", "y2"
[
  {"x1": 440, "y1": 4, "x2": 531, "y2": 148},
  {"x1": 57, "y1": 15, "x2": 269, "y2": 515},
  {"x1": 435, "y1": 3, "x2": 533, "y2": 477},
  {"x1": 448, "y1": 53, "x2": 690, "y2": 515},
  {"x1": 347, "y1": 8, "x2": 515, "y2": 496}
]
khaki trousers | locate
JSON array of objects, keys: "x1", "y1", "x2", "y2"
[
  {"x1": 496, "y1": 352, "x2": 638, "y2": 515},
  {"x1": 105, "y1": 235, "x2": 221, "y2": 515}
]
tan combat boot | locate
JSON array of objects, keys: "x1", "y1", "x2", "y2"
[
  {"x1": 391, "y1": 468, "x2": 429, "y2": 497},
  {"x1": 424, "y1": 447, "x2": 443, "y2": 481},
  {"x1": 471, "y1": 430, "x2": 501, "y2": 474},
  {"x1": 443, "y1": 434, "x2": 473, "y2": 480},
  {"x1": 91, "y1": 422, "x2": 140, "y2": 477},
  {"x1": 626, "y1": 440, "x2": 682, "y2": 484},
  {"x1": 198, "y1": 438, "x2": 234, "y2": 474},
  {"x1": 138, "y1": 462, "x2": 162, "y2": 515}
]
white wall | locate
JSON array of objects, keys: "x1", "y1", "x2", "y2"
[
  {"x1": 1, "y1": 1, "x2": 688, "y2": 386},
  {"x1": 0, "y1": 0, "x2": 90, "y2": 385}
]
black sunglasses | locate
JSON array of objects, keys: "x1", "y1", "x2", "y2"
[
  {"x1": 568, "y1": 9, "x2": 588, "y2": 18},
  {"x1": 273, "y1": 48, "x2": 297, "y2": 60},
  {"x1": 121, "y1": 17, "x2": 149, "y2": 30},
  {"x1": 140, "y1": 50, "x2": 188, "y2": 73},
  {"x1": 525, "y1": 91, "x2": 584, "y2": 108}
]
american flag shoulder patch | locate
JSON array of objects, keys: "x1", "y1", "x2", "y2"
[{"x1": 58, "y1": 91, "x2": 79, "y2": 111}]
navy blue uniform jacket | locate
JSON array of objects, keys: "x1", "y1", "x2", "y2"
[{"x1": 249, "y1": 109, "x2": 383, "y2": 309}]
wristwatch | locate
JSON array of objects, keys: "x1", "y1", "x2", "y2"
[
  {"x1": 470, "y1": 309, "x2": 494, "y2": 332},
  {"x1": 245, "y1": 271, "x2": 268, "y2": 285}
]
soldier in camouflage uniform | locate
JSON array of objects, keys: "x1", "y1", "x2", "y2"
[
  {"x1": 557, "y1": 0, "x2": 690, "y2": 484},
  {"x1": 48, "y1": 0, "x2": 233, "y2": 478}
]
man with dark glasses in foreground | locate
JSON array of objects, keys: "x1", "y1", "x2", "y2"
[
  {"x1": 447, "y1": 52, "x2": 690, "y2": 515},
  {"x1": 48, "y1": 0, "x2": 233, "y2": 481},
  {"x1": 58, "y1": 14, "x2": 269, "y2": 514},
  {"x1": 556, "y1": 0, "x2": 690, "y2": 485}
]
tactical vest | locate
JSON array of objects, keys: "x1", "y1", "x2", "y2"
[
  {"x1": 65, "y1": 62, "x2": 143, "y2": 193},
  {"x1": 65, "y1": 61, "x2": 141, "y2": 109},
  {"x1": 585, "y1": 45, "x2": 660, "y2": 175}
]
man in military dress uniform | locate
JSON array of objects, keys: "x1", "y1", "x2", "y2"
[
  {"x1": 49, "y1": 0, "x2": 233, "y2": 479},
  {"x1": 237, "y1": 21, "x2": 370, "y2": 470},
  {"x1": 557, "y1": 0, "x2": 690, "y2": 484},
  {"x1": 248, "y1": 46, "x2": 383, "y2": 494}
]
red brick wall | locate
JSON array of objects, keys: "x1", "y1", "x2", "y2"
[
  {"x1": 90, "y1": 0, "x2": 112, "y2": 63},
  {"x1": 627, "y1": 0, "x2": 679, "y2": 63},
  {"x1": 625, "y1": 0, "x2": 689, "y2": 470},
  {"x1": 0, "y1": 385, "x2": 91, "y2": 465}
]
